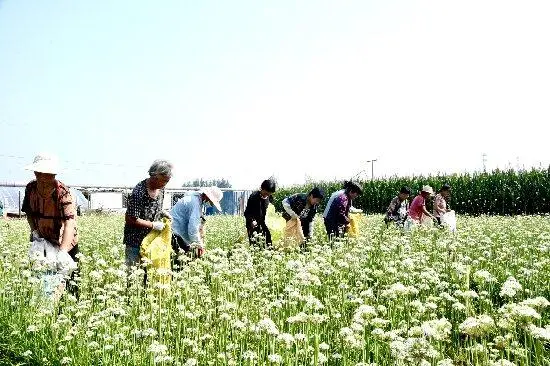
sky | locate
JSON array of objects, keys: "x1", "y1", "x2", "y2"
[{"x1": 1, "y1": 0, "x2": 549, "y2": 189}]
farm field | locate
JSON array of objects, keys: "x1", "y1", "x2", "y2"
[{"x1": 0, "y1": 214, "x2": 549, "y2": 365}]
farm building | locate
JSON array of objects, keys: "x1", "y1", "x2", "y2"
[
  {"x1": 0, "y1": 184, "x2": 253, "y2": 216},
  {"x1": 0, "y1": 186, "x2": 89, "y2": 216}
]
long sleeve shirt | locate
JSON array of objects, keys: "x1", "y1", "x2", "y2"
[
  {"x1": 170, "y1": 192, "x2": 203, "y2": 247},
  {"x1": 323, "y1": 189, "x2": 345, "y2": 218},
  {"x1": 325, "y1": 192, "x2": 351, "y2": 228},
  {"x1": 282, "y1": 193, "x2": 317, "y2": 238},
  {"x1": 244, "y1": 191, "x2": 269, "y2": 226}
]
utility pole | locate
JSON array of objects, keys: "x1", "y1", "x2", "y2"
[
  {"x1": 365, "y1": 159, "x2": 378, "y2": 180},
  {"x1": 482, "y1": 153, "x2": 487, "y2": 173}
]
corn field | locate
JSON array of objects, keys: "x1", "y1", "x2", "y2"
[{"x1": 272, "y1": 169, "x2": 550, "y2": 216}]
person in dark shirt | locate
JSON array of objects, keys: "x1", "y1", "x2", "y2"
[
  {"x1": 384, "y1": 186, "x2": 411, "y2": 227},
  {"x1": 244, "y1": 179, "x2": 276, "y2": 247},
  {"x1": 281, "y1": 187, "x2": 324, "y2": 241},
  {"x1": 324, "y1": 181, "x2": 363, "y2": 238}
]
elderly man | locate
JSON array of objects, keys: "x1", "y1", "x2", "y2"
[
  {"x1": 170, "y1": 186, "x2": 223, "y2": 264},
  {"x1": 22, "y1": 153, "x2": 79, "y2": 295},
  {"x1": 124, "y1": 160, "x2": 173, "y2": 267}
]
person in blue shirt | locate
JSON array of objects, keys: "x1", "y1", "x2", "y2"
[{"x1": 170, "y1": 186, "x2": 223, "y2": 264}]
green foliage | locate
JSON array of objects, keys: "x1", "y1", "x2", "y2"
[
  {"x1": 181, "y1": 178, "x2": 232, "y2": 188},
  {"x1": 272, "y1": 169, "x2": 550, "y2": 215}
]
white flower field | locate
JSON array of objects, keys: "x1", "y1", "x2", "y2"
[{"x1": 0, "y1": 214, "x2": 549, "y2": 365}]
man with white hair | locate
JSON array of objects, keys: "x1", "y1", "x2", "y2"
[
  {"x1": 124, "y1": 160, "x2": 173, "y2": 267},
  {"x1": 170, "y1": 186, "x2": 223, "y2": 263}
]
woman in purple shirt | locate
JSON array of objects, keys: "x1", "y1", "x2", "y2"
[{"x1": 324, "y1": 181, "x2": 363, "y2": 238}]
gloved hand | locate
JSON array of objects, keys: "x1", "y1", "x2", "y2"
[
  {"x1": 160, "y1": 210, "x2": 172, "y2": 220},
  {"x1": 151, "y1": 221, "x2": 165, "y2": 231}
]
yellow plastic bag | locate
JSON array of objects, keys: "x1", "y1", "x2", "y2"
[
  {"x1": 265, "y1": 204, "x2": 286, "y2": 243},
  {"x1": 279, "y1": 217, "x2": 305, "y2": 251},
  {"x1": 140, "y1": 218, "x2": 172, "y2": 286},
  {"x1": 348, "y1": 213, "x2": 361, "y2": 238}
]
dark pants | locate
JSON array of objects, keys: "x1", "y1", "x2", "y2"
[
  {"x1": 246, "y1": 221, "x2": 272, "y2": 247},
  {"x1": 171, "y1": 233, "x2": 191, "y2": 269},
  {"x1": 324, "y1": 219, "x2": 345, "y2": 239},
  {"x1": 65, "y1": 245, "x2": 80, "y2": 299}
]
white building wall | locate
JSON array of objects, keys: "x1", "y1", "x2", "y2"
[
  {"x1": 163, "y1": 193, "x2": 172, "y2": 210},
  {"x1": 90, "y1": 192, "x2": 123, "y2": 210}
]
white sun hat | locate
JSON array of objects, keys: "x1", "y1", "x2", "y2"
[
  {"x1": 421, "y1": 185, "x2": 434, "y2": 195},
  {"x1": 24, "y1": 153, "x2": 60, "y2": 174},
  {"x1": 201, "y1": 186, "x2": 223, "y2": 212}
]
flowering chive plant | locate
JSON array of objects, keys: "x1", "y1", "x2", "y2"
[{"x1": 0, "y1": 214, "x2": 548, "y2": 365}]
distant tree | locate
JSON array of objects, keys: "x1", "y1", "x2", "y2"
[{"x1": 181, "y1": 178, "x2": 232, "y2": 188}]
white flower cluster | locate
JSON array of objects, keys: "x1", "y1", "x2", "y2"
[
  {"x1": 499, "y1": 276, "x2": 523, "y2": 298},
  {"x1": 421, "y1": 318, "x2": 452, "y2": 341},
  {"x1": 459, "y1": 315, "x2": 495, "y2": 337}
]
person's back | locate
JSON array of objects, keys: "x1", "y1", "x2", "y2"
[
  {"x1": 171, "y1": 192, "x2": 201, "y2": 244},
  {"x1": 323, "y1": 189, "x2": 344, "y2": 218},
  {"x1": 409, "y1": 195, "x2": 425, "y2": 221},
  {"x1": 244, "y1": 191, "x2": 268, "y2": 223}
]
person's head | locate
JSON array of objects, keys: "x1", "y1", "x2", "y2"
[
  {"x1": 24, "y1": 153, "x2": 59, "y2": 185},
  {"x1": 420, "y1": 185, "x2": 434, "y2": 198},
  {"x1": 344, "y1": 181, "x2": 363, "y2": 200},
  {"x1": 439, "y1": 184, "x2": 451, "y2": 198},
  {"x1": 148, "y1": 160, "x2": 173, "y2": 189},
  {"x1": 398, "y1": 186, "x2": 411, "y2": 201},
  {"x1": 260, "y1": 179, "x2": 276, "y2": 198},
  {"x1": 307, "y1": 187, "x2": 325, "y2": 205}
]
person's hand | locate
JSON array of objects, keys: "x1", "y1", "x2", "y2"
[
  {"x1": 151, "y1": 221, "x2": 165, "y2": 231},
  {"x1": 197, "y1": 247, "x2": 205, "y2": 257},
  {"x1": 160, "y1": 211, "x2": 172, "y2": 220}
]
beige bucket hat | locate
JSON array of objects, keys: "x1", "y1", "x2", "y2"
[{"x1": 24, "y1": 153, "x2": 60, "y2": 174}]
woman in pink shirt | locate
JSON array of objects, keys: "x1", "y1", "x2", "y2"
[{"x1": 408, "y1": 185, "x2": 437, "y2": 224}]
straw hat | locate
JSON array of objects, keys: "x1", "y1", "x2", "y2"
[
  {"x1": 421, "y1": 185, "x2": 434, "y2": 195},
  {"x1": 24, "y1": 153, "x2": 60, "y2": 174},
  {"x1": 201, "y1": 186, "x2": 223, "y2": 211}
]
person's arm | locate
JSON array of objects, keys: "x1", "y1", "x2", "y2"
[
  {"x1": 387, "y1": 198, "x2": 398, "y2": 217},
  {"x1": 188, "y1": 199, "x2": 203, "y2": 246},
  {"x1": 422, "y1": 203, "x2": 436, "y2": 219},
  {"x1": 435, "y1": 196, "x2": 447, "y2": 215},
  {"x1": 282, "y1": 196, "x2": 299, "y2": 219},
  {"x1": 58, "y1": 190, "x2": 78, "y2": 252},
  {"x1": 59, "y1": 219, "x2": 76, "y2": 252},
  {"x1": 244, "y1": 193, "x2": 257, "y2": 219},
  {"x1": 125, "y1": 191, "x2": 156, "y2": 229},
  {"x1": 22, "y1": 185, "x2": 38, "y2": 237},
  {"x1": 335, "y1": 195, "x2": 350, "y2": 225}
]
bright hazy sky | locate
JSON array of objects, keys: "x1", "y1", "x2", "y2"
[{"x1": 1, "y1": 1, "x2": 548, "y2": 189}]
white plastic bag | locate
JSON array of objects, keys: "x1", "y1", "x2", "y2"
[
  {"x1": 28, "y1": 238, "x2": 77, "y2": 302},
  {"x1": 440, "y1": 210, "x2": 457, "y2": 232},
  {"x1": 28, "y1": 238, "x2": 58, "y2": 271}
]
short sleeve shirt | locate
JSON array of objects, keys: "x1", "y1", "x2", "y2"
[
  {"x1": 433, "y1": 194, "x2": 447, "y2": 218},
  {"x1": 123, "y1": 179, "x2": 164, "y2": 248},
  {"x1": 408, "y1": 195, "x2": 425, "y2": 221},
  {"x1": 22, "y1": 180, "x2": 78, "y2": 247}
]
